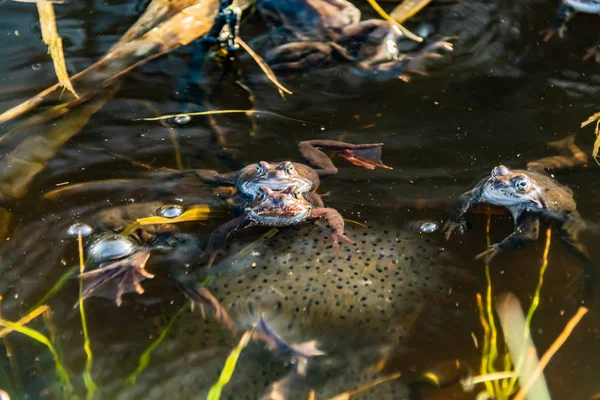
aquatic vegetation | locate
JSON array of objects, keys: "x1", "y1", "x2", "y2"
[
  {"x1": 77, "y1": 233, "x2": 98, "y2": 400},
  {"x1": 0, "y1": 307, "x2": 73, "y2": 399},
  {"x1": 390, "y1": 0, "x2": 433, "y2": 24},
  {"x1": 126, "y1": 302, "x2": 189, "y2": 386},
  {"x1": 36, "y1": 0, "x2": 77, "y2": 97},
  {"x1": 581, "y1": 111, "x2": 600, "y2": 165},
  {"x1": 365, "y1": 0, "x2": 423, "y2": 42},
  {"x1": 207, "y1": 329, "x2": 253, "y2": 400}
]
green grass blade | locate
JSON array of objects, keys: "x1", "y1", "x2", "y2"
[
  {"x1": 27, "y1": 265, "x2": 79, "y2": 314},
  {"x1": 126, "y1": 302, "x2": 189, "y2": 386},
  {"x1": 207, "y1": 330, "x2": 252, "y2": 400},
  {"x1": 0, "y1": 318, "x2": 73, "y2": 397},
  {"x1": 78, "y1": 233, "x2": 98, "y2": 399}
]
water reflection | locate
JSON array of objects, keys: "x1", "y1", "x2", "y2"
[{"x1": 0, "y1": 0, "x2": 598, "y2": 399}]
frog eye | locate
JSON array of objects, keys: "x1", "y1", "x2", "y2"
[
  {"x1": 492, "y1": 165, "x2": 509, "y2": 177},
  {"x1": 285, "y1": 163, "x2": 295, "y2": 174},
  {"x1": 293, "y1": 187, "x2": 302, "y2": 199},
  {"x1": 514, "y1": 177, "x2": 531, "y2": 192},
  {"x1": 255, "y1": 187, "x2": 267, "y2": 200},
  {"x1": 255, "y1": 163, "x2": 266, "y2": 175}
]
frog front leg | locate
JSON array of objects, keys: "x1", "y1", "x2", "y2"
[
  {"x1": 540, "y1": 3, "x2": 577, "y2": 41},
  {"x1": 308, "y1": 208, "x2": 355, "y2": 246},
  {"x1": 264, "y1": 41, "x2": 335, "y2": 72},
  {"x1": 298, "y1": 140, "x2": 391, "y2": 178},
  {"x1": 304, "y1": 192, "x2": 325, "y2": 208},
  {"x1": 203, "y1": 216, "x2": 250, "y2": 268},
  {"x1": 443, "y1": 183, "x2": 485, "y2": 240},
  {"x1": 475, "y1": 214, "x2": 540, "y2": 263}
]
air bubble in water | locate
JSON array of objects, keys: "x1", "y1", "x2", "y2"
[
  {"x1": 157, "y1": 205, "x2": 184, "y2": 218},
  {"x1": 66, "y1": 223, "x2": 93, "y2": 237}
]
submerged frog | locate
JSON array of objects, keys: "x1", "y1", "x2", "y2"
[
  {"x1": 541, "y1": 0, "x2": 600, "y2": 63},
  {"x1": 255, "y1": 0, "x2": 452, "y2": 76},
  {"x1": 204, "y1": 185, "x2": 354, "y2": 267},
  {"x1": 78, "y1": 203, "x2": 234, "y2": 329},
  {"x1": 174, "y1": 140, "x2": 390, "y2": 201},
  {"x1": 444, "y1": 135, "x2": 590, "y2": 264}
]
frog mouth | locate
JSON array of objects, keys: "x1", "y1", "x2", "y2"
[{"x1": 247, "y1": 206, "x2": 310, "y2": 226}]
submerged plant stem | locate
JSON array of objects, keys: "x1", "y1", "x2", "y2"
[
  {"x1": 0, "y1": 319, "x2": 73, "y2": 397},
  {"x1": 365, "y1": 0, "x2": 423, "y2": 42},
  {"x1": 78, "y1": 233, "x2": 98, "y2": 399},
  {"x1": 126, "y1": 302, "x2": 189, "y2": 386},
  {"x1": 513, "y1": 306, "x2": 588, "y2": 400},
  {"x1": 207, "y1": 330, "x2": 253, "y2": 400}
]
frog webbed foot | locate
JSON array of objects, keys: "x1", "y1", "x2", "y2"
[
  {"x1": 79, "y1": 251, "x2": 154, "y2": 307},
  {"x1": 264, "y1": 41, "x2": 335, "y2": 72},
  {"x1": 539, "y1": 25, "x2": 567, "y2": 42},
  {"x1": 401, "y1": 38, "x2": 455, "y2": 76},
  {"x1": 474, "y1": 244, "x2": 501, "y2": 264},
  {"x1": 442, "y1": 219, "x2": 469, "y2": 240},
  {"x1": 336, "y1": 145, "x2": 393, "y2": 170},
  {"x1": 583, "y1": 39, "x2": 600, "y2": 63}
]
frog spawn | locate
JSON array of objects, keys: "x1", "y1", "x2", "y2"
[{"x1": 111, "y1": 220, "x2": 474, "y2": 400}]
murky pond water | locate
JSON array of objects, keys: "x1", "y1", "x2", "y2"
[{"x1": 0, "y1": 0, "x2": 599, "y2": 399}]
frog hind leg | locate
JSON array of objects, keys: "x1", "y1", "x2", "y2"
[
  {"x1": 526, "y1": 134, "x2": 588, "y2": 172},
  {"x1": 540, "y1": 3, "x2": 577, "y2": 41},
  {"x1": 475, "y1": 215, "x2": 540, "y2": 263},
  {"x1": 264, "y1": 41, "x2": 335, "y2": 73},
  {"x1": 555, "y1": 212, "x2": 597, "y2": 305},
  {"x1": 304, "y1": 192, "x2": 325, "y2": 208},
  {"x1": 298, "y1": 140, "x2": 392, "y2": 178},
  {"x1": 168, "y1": 271, "x2": 236, "y2": 331},
  {"x1": 583, "y1": 36, "x2": 600, "y2": 63}
]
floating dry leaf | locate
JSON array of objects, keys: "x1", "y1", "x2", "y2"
[{"x1": 36, "y1": 0, "x2": 78, "y2": 97}]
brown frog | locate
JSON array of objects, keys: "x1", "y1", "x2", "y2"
[
  {"x1": 255, "y1": 0, "x2": 452, "y2": 76},
  {"x1": 541, "y1": 0, "x2": 600, "y2": 63},
  {"x1": 443, "y1": 135, "x2": 589, "y2": 263},
  {"x1": 171, "y1": 140, "x2": 391, "y2": 202},
  {"x1": 203, "y1": 185, "x2": 354, "y2": 267},
  {"x1": 78, "y1": 203, "x2": 234, "y2": 329}
]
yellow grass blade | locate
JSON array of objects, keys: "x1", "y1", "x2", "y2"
[
  {"x1": 120, "y1": 205, "x2": 223, "y2": 236},
  {"x1": 135, "y1": 109, "x2": 310, "y2": 124},
  {"x1": 37, "y1": 0, "x2": 78, "y2": 97},
  {"x1": 236, "y1": 37, "x2": 293, "y2": 96},
  {"x1": 0, "y1": 317, "x2": 73, "y2": 396},
  {"x1": 390, "y1": 0, "x2": 432, "y2": 24},
  {"x1": 365, "y1": 0, "x2": 423, "y2": 42}
]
